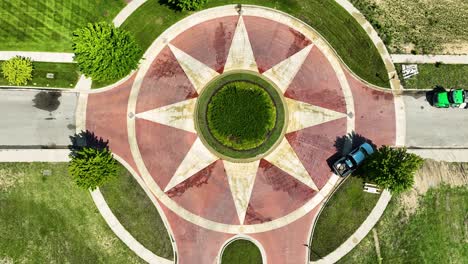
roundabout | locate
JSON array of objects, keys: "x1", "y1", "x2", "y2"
[{"x1": 85, "y1": 5, "x2": 397, "y2": 263}]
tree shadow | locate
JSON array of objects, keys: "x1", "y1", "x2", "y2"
[
  {"x1": 326, "y1": 132, "x2": 375, "y2": 169},
  {"x1": 68, "y1": 130, "x2": 109, "y2": 157},
  {"x1": 158, "y1": 0, "x2": 182, "y2": 11},
  {"x1": 32, "y1": 91, "x2": 61, "y2": 112},
  {"x1": 425, "y1": 85, "x2": 445, "y2": 106}
]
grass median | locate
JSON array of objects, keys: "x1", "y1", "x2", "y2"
[
  {"x1": 0, "y1": 61, "x2": 80, "y2": 88},
  {"x1": 100, "y1": 164, "x2": 174, "y2": 260},
  {"x1": 221, "y1": 239, "x2": 263, "y2": 264},
  {"x1": 397, "y1": 63, "x2": 468, "y2": 89},
  {"x1": 121, "y1": 0, "x2": 390, "y2": 88},
  {"x1": 310, "y1": 176, "x2": 381, "y2": 261}
]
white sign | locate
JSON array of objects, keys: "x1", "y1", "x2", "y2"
[{"x1": 402, "y1": 64, "x2": 419, "y2": 79}]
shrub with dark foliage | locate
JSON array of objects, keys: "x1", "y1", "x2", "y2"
[{"x1": 168, "y1": 0, "x2": 207, "y2": 11}]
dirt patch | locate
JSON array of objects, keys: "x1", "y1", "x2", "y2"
[
  {"x1": 442, "y1": 42, "x2": 468, "y2": 55},
  {"x1": 399, "y1": 160, "x2": 468, "y2": 215}
]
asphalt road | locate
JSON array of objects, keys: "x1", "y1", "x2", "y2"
[
  {"x1": 0, "y1": 89, "x2": 78, "y2": 148},
  {"x1": 403, "y1": 92, "x2": 468, "y2": 148}
]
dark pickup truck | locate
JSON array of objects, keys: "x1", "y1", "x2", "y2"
[{"x1": 332, "y1": 142, "x2": 374, "y2": 177}]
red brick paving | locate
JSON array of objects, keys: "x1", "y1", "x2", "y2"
[
  {"x1": 245, "y1": 159, "x2": 317, "y2": 224},
  {"x1": 171, "y1": 16, "x2": 238, "y2": 73},
  {"x1": 167, "y1": 160, "x2": 240, "y2": 225},
  {"x1": 136, "y1": 46, "x2": 198, "y2": 114},
  {"x1": 346, "y1": 71, "x2": 396, "y2": 146},
  {"x1": 285, "y1": 46, "x2": 347, "y2": 114},
  {"x1": 85, "y1": 15, "x2": 397, "y2": 264},
  {"x1": 287, "y1": 118, "x2": 347, "y2": 189},
  {"x1": 86, "y1": 74, "x2": 138, "y2": 172},
  {"x1": 136, "y1": 119, "x2": 197, "y2": 190},
  {"x1": 159, "y1": 202, "x2": 235, "y2": 264},
  {"x1": 243, "y1": 16, "x2": 312, "y2": 73},
  {"x1": 251, "y1": 206, "x2": 321, "y2": 264}
]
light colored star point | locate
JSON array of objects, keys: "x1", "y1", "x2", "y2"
[{"x1": 223, "y1": 160, "x2": 260, "y2": 224}]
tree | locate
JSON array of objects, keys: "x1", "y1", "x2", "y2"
[
  {"x1": 68, "y1": 147, "x2": 118, "y2": 190},
  {"x1": 72, "y1": 22, "x2": 141, "y2": 82},
  {"x1": 168, "y1": 0, "x2": 207, "y2": 11},
  {"x1": 1, "y1": 56, "x2": 33, "y2": 86},
  {"x1": 360, "y1": 146, "x2": 423, "y2": 194}
]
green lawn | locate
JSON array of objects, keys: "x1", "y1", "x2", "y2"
[
  {"x1": 121, "y1": 0, "x2": 390, "y2": 88},
  {"x1": 208, "y1": 81, "x2": 276, "y2": 150},
  {"x1": 100, "y1": 164, "x2": 174, "y2": 260},
  {"x1": 0, "y1": 0, "x2": 126, "y2": 52},
  {"x1": 339, "y1": 185, "x2": 468, "y2": 263},
  {"x1": 0, "y1": 62, "x2": 80, "y2": 88},
  {"x1": 397, "y1": 64, "x2": 468, "y2": 89},
  {"x1": 310, "y1": 176, "x2": 381, "y2": 261},
  {"x1": 0, "y1": 163, "x2": 142, "y2": 263},
  {"x1": 221, "y1": 239, "x2": 263, "y2": 264}
]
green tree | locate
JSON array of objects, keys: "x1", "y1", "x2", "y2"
[
  {"x1": 168, "y1": 0, "x2": 208, "y2": 11},
  {"x1": 72, "y1": 22, "x2": 141, "y2": 82},
  {"x1": 360, "y1": 146, "x2": 423, "y2": 194},
  {"x1": 69, "y1": 147, "x2": 118, "y2": 190},
  {"x1": 1, "y1": 56, "x2": 33, "y2": 85}
]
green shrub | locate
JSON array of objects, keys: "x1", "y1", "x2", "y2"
[
  {"x1": 69, "y1": 147, "x2": 118, "y2": 190},
  {"x1": 72, "y1": 22, "x2": 141, "y2": 82},
  {"x1": 1, "y1": 56, "x2": 33, "y2": 85},
  {"x1": 360, "y1": 146, "x2": 424, "y2": 194},
  {"x1": 207, "y1": 81, "x2": 276, "y2": 150},
  {"x1": 168, "y1": 0, "x2": 207, "y2": 11}
]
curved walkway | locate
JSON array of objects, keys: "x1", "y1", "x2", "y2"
[
  {"x1": 113, "y1": 0, "x2": 148, "y2": 27},
  {"x1": 91, "y1": 188, "x2": 172, "y2": 264},
  {"x1": 311, "y1": 190, "x2": 392, "y2": 264}
]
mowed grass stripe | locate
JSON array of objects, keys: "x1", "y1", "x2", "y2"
[{"x1": 0, "y1": 0, "x2": 125, "y2": 52}]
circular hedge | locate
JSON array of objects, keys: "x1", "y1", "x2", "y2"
[
  {"x1": 195, "y1": 72, "x2": 286, "y2": 161},
  {"x1": 207, "y1": 81, "x2": 276, "y2": 151}
]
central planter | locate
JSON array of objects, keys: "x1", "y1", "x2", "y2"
[{"x1": 195, "y1": 71, "x2": 287, "y2": 162}]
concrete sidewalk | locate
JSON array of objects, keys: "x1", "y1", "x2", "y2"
[
  {"x1": 391, "y1": 54, "x2": 468, "y2": 64},
  {"x1": 0, "y1": 149, "x2": 70, "y2": 162},
  {"x1": 0, "y1": 51, "x2": 74, "y2": 63}
]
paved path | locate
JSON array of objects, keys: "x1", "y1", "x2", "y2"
[
  {"x1": 407, "y1": 149, "x2": 468, "y2": 162},
  {"x1": 0, "y1": 90, "x2": 77, "y2": 147},
  {"x1": 0, "y1": 149, "x2": 69, "y2": 162},
  {"x1": 403, "y1": 92, "x2": 468, "y2": 148},
  {"x1": 391, "y1": 54, "x2": 468, "y2": 64},
  {"x1": 113, "y1": 0, "x2": 148, "y2": 27},
  {"x1": 0, "y1": 51, "x2": 74, "y2": 63},
  {"x1": 312, "y1": 190, "x2": 391, "y2": 264}
]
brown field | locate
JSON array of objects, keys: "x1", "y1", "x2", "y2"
[{"x1": 351, "y1": 0, "x2": 468, "y2": 54}]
